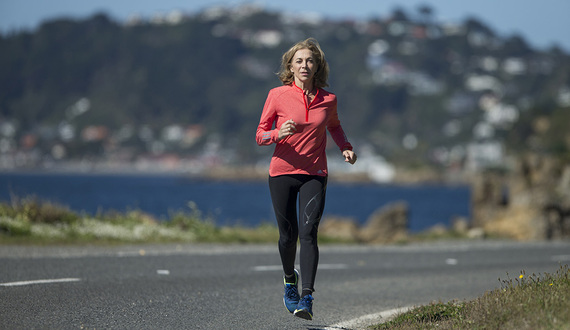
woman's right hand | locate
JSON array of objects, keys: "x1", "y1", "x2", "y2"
[{"x1": 278, "y1": 119, "x2": 297, "y2": 140}]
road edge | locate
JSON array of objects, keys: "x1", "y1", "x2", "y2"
[{"x1": 326, "y1": 306, "x2": 413, "y2": 330}]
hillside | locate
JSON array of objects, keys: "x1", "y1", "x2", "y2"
[{"x1": 1, "y1": 4, "x2": 569, "y2": 179}]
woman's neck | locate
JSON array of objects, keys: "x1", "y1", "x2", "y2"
[{"x1": 294, "y1": 79, "x2": 314, "y2": 94}]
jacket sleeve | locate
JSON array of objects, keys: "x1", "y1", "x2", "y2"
[
  {"x1": 327, "y1": 98, "x2": 353, "y2": 151},
  {"x1": 256, "y1": 90, "x2": 280, "y2": 146}
]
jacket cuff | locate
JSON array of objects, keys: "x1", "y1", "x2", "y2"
[{"x1": 341, "y1": 144, "x2": 353, "y2": 152}]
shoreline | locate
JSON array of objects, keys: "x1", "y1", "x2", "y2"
[{"x1": 0, "y1": 165, "x2": 472, "y2": 186}]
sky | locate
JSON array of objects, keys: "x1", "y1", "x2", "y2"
[{"x1": 1, "y1": 0, "x2": 569, "y2": 52}]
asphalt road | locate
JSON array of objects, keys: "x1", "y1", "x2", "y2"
[{"x1": 1, "y1": 240, "x2": 569, "y2": 329}]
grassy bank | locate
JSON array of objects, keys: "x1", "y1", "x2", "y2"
[
  {"x1": 0, "y1": 197, "x2": 281, "y2": 244},
  {"x1": 0, "y1": 196, "x2": 495, "y2": 245},
  {"x1": 372, "y1": 264, "x2": 570, "y2": 329}
]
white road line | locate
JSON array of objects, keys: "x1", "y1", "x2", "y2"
[
  {"x1": 0, "y1": 278, "x2": 81, "y2": 287},
  {"x1": 446, "y1": 258, "x2": 458, "y2": 265},
  {"x1": 551, "y1": 255, "x2": 570, "y2": 262},
  {"x1": 318, "y1": 264, "x2": 349, "y2": 270},
  {"x1": 253, "y1": 265, "x2": 283, "y2": 272},
  {"x1": 253, "y1": 264, "x2": 348, "y2": 272},
  {"x1": 326, "y1": 306, "x2": 412, "y2": 330}
]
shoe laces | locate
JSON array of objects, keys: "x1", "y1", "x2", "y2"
[
  {"x1": 285, "y1": 284, "x2": 299, "y2": 300},
  {"x1": 298, "y1": 294, "x2": 313, "y2": 307}
]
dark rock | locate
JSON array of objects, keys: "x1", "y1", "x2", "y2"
[
  {"x1": 319, "y1": 217, "x2": 360, "y2": 241},
  {"x1": 358, "y1": 201, "x2": 409, "y2": 244},
  {"x1": 471, "y1": 154, "x2": 570, "y2": 240}
]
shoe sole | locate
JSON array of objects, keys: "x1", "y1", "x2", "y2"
[{"x1": 294, "y1": 309, "x2": 312, "y2": 320}]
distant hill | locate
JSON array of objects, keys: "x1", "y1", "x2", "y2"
[{"x1": 1, "y1": 5, "x2": 569, "y2": 173}]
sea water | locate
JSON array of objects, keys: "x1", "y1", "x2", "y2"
[{"x1": 0, "y1": 172, "x2": 470, "y2": 233}]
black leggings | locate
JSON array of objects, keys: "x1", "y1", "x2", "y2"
[{"x1": 268, "y1": 174, "x2": 327, "y2": 293}]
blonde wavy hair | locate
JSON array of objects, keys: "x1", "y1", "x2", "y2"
[{"x1": 277, "y1": 38, "x2": 329, "y2": 88}]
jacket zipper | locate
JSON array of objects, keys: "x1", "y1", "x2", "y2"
[{"x1": 295, "y1": 83, "x2": 319, "y2": 122}]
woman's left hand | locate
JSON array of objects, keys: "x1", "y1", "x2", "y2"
[{"x1": 343, "y1": 150, "x2": 357, "y2": 165}]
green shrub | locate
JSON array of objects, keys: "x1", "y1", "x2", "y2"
[
  {"x1": 0, "y1": 217, "x2": 32, "y2": 236},
  {"x1": 167, "y1": 202, "x2": 218, "y2": 240},
  {"x1": 1, "y1": 197, "x2": 79, "y2": 224}
]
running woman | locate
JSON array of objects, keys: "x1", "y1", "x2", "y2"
[{"x1": 255, "y1": 38, "x2": 357, "y2": 320}]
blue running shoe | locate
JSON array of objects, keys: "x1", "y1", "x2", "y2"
[
  {"x1": 294, "y1": 294, "x2": 314, "y2": 320},
  {"x1": 283, "y1": 269, "x2": 300, "y2": 313}
]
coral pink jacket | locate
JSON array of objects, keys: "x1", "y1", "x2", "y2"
[{"x1": 256, "y1": 83, "x2": 352, "y2": 177}]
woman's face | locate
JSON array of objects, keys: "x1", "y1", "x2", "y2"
[{"x1": 290, "y1": 48, "x2": 316, "y2": 86}]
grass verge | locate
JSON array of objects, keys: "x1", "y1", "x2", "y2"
[
  {"x1": 371, "y1": 264, "x2": 570, "y2": 329},
  {"x1": 0, "y1": 197, "x2": 281, "y2": 244}
]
